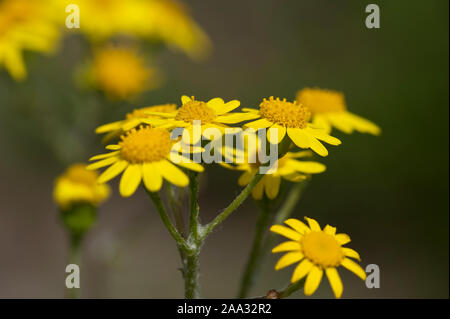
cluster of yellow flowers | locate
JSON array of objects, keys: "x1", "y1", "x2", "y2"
[
  {"x1": 0, "y1": 0, "x2": 210, "y2": 93},
  {"x1": 54, "y1": 86, "x2": 379, "y2": 298}
]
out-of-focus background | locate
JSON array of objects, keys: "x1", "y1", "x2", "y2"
[{"x1": 0, "y1": 0, "x2": 448, "y2": 298}]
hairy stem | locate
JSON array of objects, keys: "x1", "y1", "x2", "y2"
[
  {"x1": 201, "y1": 174, "x2": 264, "y2": 240},
  {"x1": 146, "y1": 190, "x2": 189, "y2": 251}
]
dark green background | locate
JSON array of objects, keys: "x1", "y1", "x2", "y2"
[{"x1": 0, "y1": 0, "x2": 448, "y2": 298}]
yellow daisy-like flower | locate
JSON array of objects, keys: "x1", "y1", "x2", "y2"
[
  {"x1": 270, "y1": 217, "x2": 367, "y2": 298},
  {"x1": 296, "y1": 88, "x2": 381, "y2": 135},
  {"x1": 87, "y1": 46, "x2": 160, "y2": 100},
  {"x1": 87, "y1": 126, "x2": 204, "y2": 197},
  {"x1": 95, "y1": 104, "x2": 177, "y2": 142},
  {"x1": 146, "y1": 95, "x2": 259, "y2": 144},
  {"x1": 53, "y1": 163, "x2": 110, "y2": 209},
  {"x1": 142, "y1": 0, "x2": 211, "y2": 59},
  {"x1": 0, "y1": 0, "x2": 60, "y2": 81},
  {"x1": 57, "y1": 0, "x2": 148, "y2": 40},
  {"x1": 229, "y1": 151, "x2": 326, "y2": 200},
  {"x1": 243, "y1": 97, "x2": 341, "y2": 157}
]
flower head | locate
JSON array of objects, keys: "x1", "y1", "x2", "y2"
[
  {"x1": 296, "y1": 88, "x2": 381, "y2": 135},
  {"x1": 270, "y1": 217, "x2": 366, "y2": 298},
  {"x1": 95, "y1": 104, "x2": 177, "y2": 142},
  {"x1": 243, "y1": 97, "x2": 341, "y2": 157},
  {"x1": 87, "y1": 46, "x2": 160, "y2": 100},
  {"x1": 87, "y1": 126, "x2": 204, "y2": 197},
  {"x1": 0, "y1": 0, "x2": 60, "y2": 80},
  {"x1": 145, "y1": 95, "x2": 259, "y2": 144},
  {"x1": 227, "y1": 151, "x2": 325, "y2": 200},
  {"x1": 53, "y1": 163, "x2": 110, "y2": 209}
]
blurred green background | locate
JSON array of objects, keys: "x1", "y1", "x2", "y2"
[{"x1": 0, "y1": 0, "x2": 448, "y2": 298}]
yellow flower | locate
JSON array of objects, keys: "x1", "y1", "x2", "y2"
[
  {"x1": 146, "y1": 95, "x2": 259, "y2": 144},
  {"x1": 53, "y1": 163, "x2": 110, "y2": 209},
  {"x1": 142, "y1": 0, "x2": 211, "y2": 59},
  {"x1": 87, "y1": 126, "x2": 204, "y2": 197},
  {"x1": 95, "y1": 104, "x2": 177, "y2": 142},
  {"x1": 296, "y1": 88, "x2": 381, "y2": 135},
  {"x1": 228, "y1": 151, "x2": 326, "y2": 200},
  {"x1": 87, "y1": 46, "x2": 160, "y2": 100},
  {"x1": 243, "y1": 97, "x2": 341, "y2": 157},
  {"x1": 58, "y1": 0, "x2": 210, "y2": 59},
  {"x1": 0, "y1": 0, "x2": 60, "y2": 80},
  {"x1": 270, "y1": 217, "x2": 366, "y2": 298},
  {"x1": 58, "y1": 0, "x2": 148, "y2": 40}
]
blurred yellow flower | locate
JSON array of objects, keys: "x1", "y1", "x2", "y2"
[
  {"x1": 53, "y1": 163, "x2": 110, "y2": 209},
  {"x1": 88, "y1": 46, "x2": 160, "y2": 100},
  {"x1": 226, "y1": 151, "x2": 326, "y2": 200},
  {"x1": 0, "y1": 0, "x2": 60, "y2": 81},
  {"x1": 243, "y1": 97, "x2": 341, "y2": 157},
  {"x1": 59, "y1": 0, "x2": 210, "y2": 59},
  {"x1": 146, "y1": 95, "x2": 258, "y2": 144},
  {"x1": 142, "y1": 0, "x2": 211, "y2": 59},
  {"x1": 271, "y1": 217, "x2": 366, "y2": 298},
  {"x1": 95, "y1": 104, "x2": 177, "y2": 143},
  {"x1": 87, "y1": 126, "x2": 204, "y2": 197},
  {"x1": 296, "y1": 88, "x2": 381, "y2": 135}
]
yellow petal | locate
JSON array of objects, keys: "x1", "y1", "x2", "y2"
[
  {"x1": 270, "y1": 225, "x2": 302, "y2": 241},
  {"x1": 213, "y1": 100, "x2": 241, "y2": 115},
  {"x1": 343, "y1": 112, "x2": 381, "y2": 135},
  {"x1": 267, "y1": 124, "x2": 286, "y2": 144},
  {"x1": 287, "y1": 160, "x2": 326, "y2": 174},
  {"x1": 106, "y1": 145, "x2": 121, "y2": 150},
  {"x1": 341, "y1": 258, "x2": 366, "y2": 280},
  {"x1": 272, "y1": 241, "x2": 301, "y2": 253},
  {"x1": 214, "y1": 112, "x2": 259, "y2": 124},
  {"x1": 335, "y1": 233, "x2": 351, "y2": 245},
  {"x1": 181, "y1": 95, "x2": 192, "y2": 104},
  {"x1": 323, "y1": 225, "x2": 337, "y2": 235},
  {"x1": 4, "y1": 47, "x2": 26, "y2": 81},
  {"x1": 304, "y1": 266, "x2": 324, "y2": 296},
  {"x1": 265, "y1": 175, "x2": 281, "y2": 199},
  {"x1": 86, "y1": 156, "x2": 119, "y2": 170},
  {"x1": 238, "y1": 170, "x2": 257, "y2": 186},
  {"x1": 97, "y1": 160, "x2": 128, "y2": 183},
  {"x1": 304, "y1": 217, "x2": 321, "y2": 231},
  {"x1": 89, "y1": 151, "x2": 120, "y2": 161},
  {"x1": 287, "y1": 128, "x2": 310, "y2": 148},
  {"x1": 169, "y1": 153, "x2": 204, "y2": 172},
  {"x1": 326, "y1": 268, "x2": 343, "y2": 298},
  {"x1": 312, "y1": 115, "x2": 332, "y2": 133},
  {"x1": 251, "y1": 179, "x2": 265, "y2": 200},
  {"x1": 95, "y1": 121, "x2": 123, "y2": 134},
  {"x1": 119, "y1": 164, "x2": 142, "y2": 197},
  {"x1": 308, "y1": 135, "x2": 329, "y2": 157},
  {"x1": 291, "y1": 258, "x2": 313, "y2": 283},
  {"x1": 122, "y1": 118, "x2": 142, "y2": 131},
  {"x1": 142, "y1": 163, "x2": 163, "y2": 192},
  {"x1": 245, "y1": 118, "x2": 273, "y2": 129},
  {"x1": 275, "y1": 252, "x2": 304, "y2": 270},
  {"x1": 206, "y1": 97, "x2": 225, "y2": 112},
  {"x1": 284, "y1": 219, "x2": 310, "y2": 234},
  {"x1": 157, "y1": 160, "x2": 189, "y2": 187},
  {"x1": 342, "y1": 248, "x2": 361, "y2": 261}
]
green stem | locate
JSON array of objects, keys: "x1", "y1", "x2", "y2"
[
  {"x1": 188, "y1": 172, "x2": 200, "y2": 242},
  {"x1": 278, "y1": 278, "x2": 306, "y2": 298},
  {"x1": 146, "y1": 190, "x2": 189, "y2": 251},
  {"x1": 238, "y1": 197, "x2": 272, "y2": 298},
  {"x1": 183, "y1": 172, "x2": 201, "y2": 299},
  {"x1": 201, "y1": 174, "x2": 264, "y2": 240},
  {"x1": 68, "y1": 234, "x2": 82, "y2": 299},
  {"x1": 166, "y1": 183, "x2": 185, "y2": 237},
  {"x1": 184, "y1": 251, "x2": 200, "y2": 299}
]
